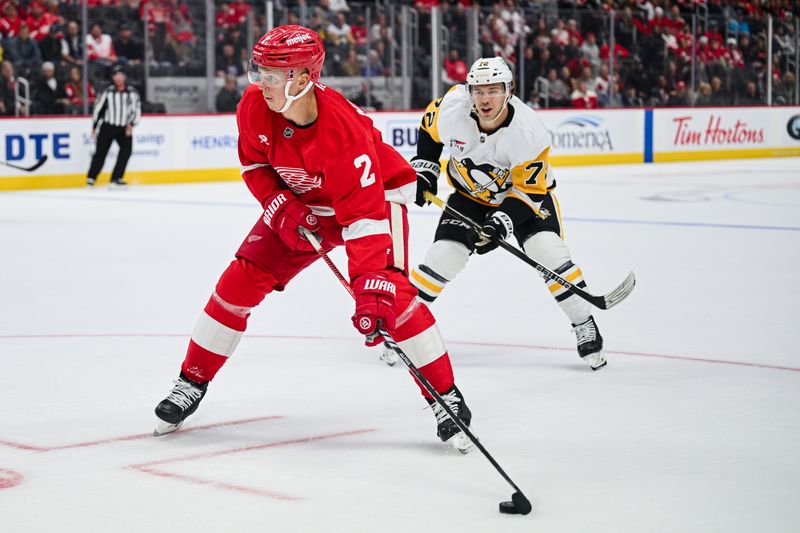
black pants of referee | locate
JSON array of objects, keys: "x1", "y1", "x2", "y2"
[{"x1": 87, "y1": 124, "x2": 132, "y2": 184}]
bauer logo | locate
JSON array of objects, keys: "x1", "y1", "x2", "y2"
[
  {"x1": 549, "y1": 115, "x2": 614, "y2": 152},
  {"x1": 787, "y1": 115, "x2": 800, "y2": 141}
]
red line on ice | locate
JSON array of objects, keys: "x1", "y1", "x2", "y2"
[
  {"x1": 0, "y1": 415, "x2": 283, "y2": 452},
  {"x1": 0, "y1": 468, "x2": 24, "y2": 489},
  {"x1": 128, "y1": 428, "x2": 377, "y2": 500},
  {"x1": 2, "y1": 333, "x2": 798, "y2": 372}
]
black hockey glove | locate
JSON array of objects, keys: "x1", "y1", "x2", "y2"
[
  {"x1": 469, "y1": 211, "x2": 514, "y2": 255},
  {"x1": 411, "y1": 158, "x2": 440, "y2": 207}
]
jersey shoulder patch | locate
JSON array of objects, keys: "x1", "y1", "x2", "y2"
[{"x1": 421, "y1": 85, "x2": 468, "y2": 144}]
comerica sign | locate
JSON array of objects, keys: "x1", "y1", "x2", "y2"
[{"x1": 549, "y1": 116, "x2": 615, "y2": 152}]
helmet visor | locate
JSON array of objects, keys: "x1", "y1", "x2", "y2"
[{"x1": 247, "y1": 59, "x2": 289, "y2": 86}]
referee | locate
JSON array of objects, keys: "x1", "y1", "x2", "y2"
[{"x1": 86, "y1": 65, "x2": 142, "y2": 188}]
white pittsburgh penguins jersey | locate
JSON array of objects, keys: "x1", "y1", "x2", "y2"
[{"x1": 420, "y1": 85, "x2": 554, "y2": 212}]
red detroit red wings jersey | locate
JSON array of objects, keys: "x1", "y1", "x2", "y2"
[{"x1": 236, "y1": 83, "x2": 416, "y2": 281}]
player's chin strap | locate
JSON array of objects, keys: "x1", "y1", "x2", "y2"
[
  {"x1": 277, "y1": 80, "x2": 314, "y2": 113},
  {"x1": 298, "y1": 226, "x2": 532, "y2": 513}
]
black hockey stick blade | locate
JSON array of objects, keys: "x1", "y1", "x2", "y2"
[{"x1": 0, "y1": 155, "x2": 48, "y2": 172}]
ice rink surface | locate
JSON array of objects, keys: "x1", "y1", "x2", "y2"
[{"x1": 1, "y1": 158, "x2": 799, "y2": 533}]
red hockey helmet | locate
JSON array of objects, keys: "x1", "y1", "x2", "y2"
[{"x1": 250, "y1": 25, "x2": 325, "y2": 81}]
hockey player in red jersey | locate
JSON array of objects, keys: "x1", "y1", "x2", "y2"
[{"x1": 153, "y1": 25, "x2": 473, "y2": 452}]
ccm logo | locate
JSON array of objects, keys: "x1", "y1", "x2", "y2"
[{"x1": 364, "y1": 278, "x2": 396, "y2": 296}]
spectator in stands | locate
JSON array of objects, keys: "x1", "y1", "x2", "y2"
[
  {"x1": 0, "y1": 60, "x2": 17, "y2": 115},
  {"x1": 580, "y1": 31, "x2": 600, "y2": 73},
  {"x1": 737, "y1": 80, "x2": 762, "y2": 105},
  {"x1": 593, "y1": 63, "x2": 612, "y2": 106},
  {"x1": 61, "y1": 20, "x2": 83, "y2": 66},
  {"x1": 158, "y1": 31, "x2": 187, "y2": 69},
  {"x1": 326, "y1": 11, "x2": 350, "y2": 45},
  {"x1": 0, "y1": 2, "x2": 23, "y2": 39},
  {"x1": 86, "y1": 22, "x2": 117, "y2": 65},
  {"x1": 622, "y1": 86, "x2": 644, "y2": 107},
  {"x1": 38, "y1": 26, "x2": 63, "y2": 63},
  {"x1": 25, "y1": 1, "x2": 56, "y2": 41},
  {"x1": 709, "y1": 76, "x2": 731, "y2": 105},
  {"x1": 695, "y1": 82, "x2": 712, "y2": 106},
  {"x1": 351, "y1": 79, "x2": 382, "y2": 111},
  {"x1": 32, "y1": 61, "x2": 68, "y2": 115},
  {"x1": 339, "y1": 47, "x2": 360, "y2": 77},
  {"x1": 228, "y1": 0, "x2": 250, "y2": 25},
  {"x1": 773, "y1": 72, "x2": 795, "y2": 105},
  {"x1": 6, "y1": 22, "x2": 42, "y2": 76},
  {"x1": 215, "y1": 42, "x2": 242, "y2": 77},
  {"x1": 215, "y1": 73, "x2": 240, "y2": 113},
  {"x1": 652, "y1": 74, "x2": 670, "y2": 106},
  {"x1": 546, "y1": 67, "x2": 570, "y2": 108},
  {"x1": 64, "y1": 64, "x2": 96, "y2": 114},
  {"x1": 360, "y1": 49, "x2": 384, "y2": 77},
  {"x1": 525, "y1": 89, "x2": 541, "y2": 109},
  {"x1": 370, "y1": 12, "x2": 390, "y2": 43},
  {"x1": 351, "y1": 12, "x2": 368, "y2": 47},
  {"x1": 118, "y1": 0, "x2": 141, "y2": 26},
  {"x1": 114, "y1": 23, "x2": 143, "y2": 65},
  {"x1": 571, "y1": 79, "x2": 598, "y2": 109},
  {"x1": 328, "y1": 0, "x2": 351, "y2": 13},
  {"x1": 443, "y1": 49, "x2": 467, "y2": 85},
  {"x1": 667, "y1": 80, "x2": 690, "y2": 107}
]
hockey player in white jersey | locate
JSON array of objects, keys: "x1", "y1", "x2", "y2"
[{"x1": 383, "y1": 57, "x2": 606, "y2": 370}]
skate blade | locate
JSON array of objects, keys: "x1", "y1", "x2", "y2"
[
  {"x1": 379, "y1": 349, "x2": 399, "y2": 367},
  {"x1": 449, "y1": 432, "x2": 475, "y2": 454},
  {"x1": 153, "y1": 420, "x2": 183, "y2": 436},
  {"x1": 583, "y1": 352, "x2": 607, "y2": 371}
]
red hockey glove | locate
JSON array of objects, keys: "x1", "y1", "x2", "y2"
[
  {"x1": 352, "y1": 272, "x2": 397, "y2": 345},
  {"x1": 262, "y1": 191, "x2": 321, "y2": 251}
]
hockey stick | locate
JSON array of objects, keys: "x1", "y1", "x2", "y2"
[
  {"x1": 300, "y1": 227, "x2": 532, "y2": 516},
  {"x1": 423, "y1": 191, "x2": 635, "y2": 310},
  {"x1": 0, "y1": 155, "x2": 48, "y2": 172}
]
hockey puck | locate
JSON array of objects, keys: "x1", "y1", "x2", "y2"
[{"x1": 498, "y1": 501, "x2": 519, "y2": 514}]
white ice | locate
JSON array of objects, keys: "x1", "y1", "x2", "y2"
[{"x1": 1, "y1": 158, "x2": 799, "y2": 533}]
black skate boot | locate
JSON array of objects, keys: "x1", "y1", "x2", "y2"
[
  {"x1": 153, "y1": 372, "x2": 208, "y2": 436},
  {"x1": 428, "y1": 385, "x2": 473, "y2": 454},
  {"x1": 573, "y1": 316, "x2": 607, "y2": 370}
]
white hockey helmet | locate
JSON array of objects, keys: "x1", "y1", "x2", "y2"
[{"x1": 466, "y1": 57, "x2": 513, "y2": 90}]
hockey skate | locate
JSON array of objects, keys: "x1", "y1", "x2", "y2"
[
  {"x1": 153, "y1": 372, "x2": 208, "y2": 436},
  {"x1": 379, "y1": 342, "x2": 400, "y2": 366},
  {"x1": 428, "y1": 385, "x2": 474, "y2": 454},
  {"x1": 573, "y1": 316, "x2": 607, "y2": 370}
]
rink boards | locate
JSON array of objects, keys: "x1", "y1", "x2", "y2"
[{"x1": 1, "y1": 105, "x2": 799, "y2": 190}]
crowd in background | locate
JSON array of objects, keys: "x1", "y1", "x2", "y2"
[{"x1": 0, "y1": 0, "x2": 797, "y2": 116}]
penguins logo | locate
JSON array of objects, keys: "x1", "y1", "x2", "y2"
[{"x1": 455, "y1": 158, "x2": 509, "y2": 202}]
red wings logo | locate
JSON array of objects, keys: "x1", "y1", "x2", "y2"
[{"x1": 274, "y1": 166, "x2": 322, "y2": 194}]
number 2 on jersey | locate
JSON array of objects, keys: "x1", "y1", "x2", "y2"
[{"x1": 354, "y1": 154, "x2": 376, "y2": 187}]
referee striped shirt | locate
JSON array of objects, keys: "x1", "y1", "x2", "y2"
[{"x1": 92, "y1": 85, "x2": 142, "y2": 129}]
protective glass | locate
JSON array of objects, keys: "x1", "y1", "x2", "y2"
[{"x1": 247, "y1": 59, "x2": 288, "y2": 86}]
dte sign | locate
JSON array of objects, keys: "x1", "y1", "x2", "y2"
[{"x1": 4, "y1": 133, "x2": 70, "y2": 160}]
